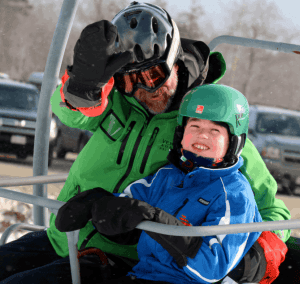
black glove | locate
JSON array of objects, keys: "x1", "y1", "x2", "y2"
[
  {"x1": 55, "y1": 187, "x2": 113, "y2": 232},
  {"x1": 145, "y1": 208, "x2": 203, "y2": 267},
  {"x1": 91, "y1": 196, "x2": 156, "y2": 235},
  {"x1": 65, "y1": 20, "x2": 133, "y2": 108}
]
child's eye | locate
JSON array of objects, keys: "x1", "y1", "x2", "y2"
[
  {"x1": 190, "y1": 125, "x2": 199, "y2": 128},
  {"x1": 211, "y1": 129, "x2": 220, "y2": 133}
]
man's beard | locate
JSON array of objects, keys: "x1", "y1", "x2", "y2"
[{"x1": 134, "y1": 88, "x2": 176, "y2": 115}]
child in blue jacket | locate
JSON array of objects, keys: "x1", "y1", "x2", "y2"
[{"x1": 56, "y1": 84, "x2": 263, "y2": 283}]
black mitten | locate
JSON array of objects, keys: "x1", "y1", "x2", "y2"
[
  {"x1": 65, "y1": 20, "x2": 133, "y2": 108},
  {"x1": 91, "y1": 196, "x2": 156, "y2": 235},
  {"x1": 145, "y1": 208, "x2": 203, "y2": 267},
  {"x1": 55, "y1": 187, "x2": 113, "y2": 232}
]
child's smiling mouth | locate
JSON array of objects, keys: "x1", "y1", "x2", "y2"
[{"x1": 192, "y1": 143, "x2": 209, "y2": 151}]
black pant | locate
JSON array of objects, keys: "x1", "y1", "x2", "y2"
[
  {"x1": 1, "y1": 230, "x2": 297, "y2": 283},
  {"x1": 101, "y1": 276, "x2": 170, "y2": 284},
  {"x1": 0, "y1": 230, "x2": 129, "y2": 284}
]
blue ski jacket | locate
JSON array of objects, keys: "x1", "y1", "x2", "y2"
[{"x1": 116, "y1": 157, "x2": 262, "y2": 283}]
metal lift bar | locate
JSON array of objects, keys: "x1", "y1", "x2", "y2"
[
  {"x1": 32, "y1": 0, "x2": 81, "y2": 226},
  {"x1": 0, "y1": 223, "x2": 47, "y2": 246},
  {"x1": 208, "y1": 35, "x2": 300, "y2": 53},
  {"x1": 1, "y1": 187, "x2": 300, "y2": 237},
  {"x1": 0, "y1": 174, "x2": 68, "y2": 187}
]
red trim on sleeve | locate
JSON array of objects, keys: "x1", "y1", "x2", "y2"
[
  {"x1": 59, "y1": 69, "x2": 114, "y2": 117},
  {"x1": 60, "y1": 69, "x2": 69, "y2": 103},
  {"x1": 258, "y1": 231, "x2": 288, "y2": 284},
  {"x1": 77, "y1": 77, "x2": 114, "y2": 117}
]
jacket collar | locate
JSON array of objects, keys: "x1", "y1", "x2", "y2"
[{"x1": 168, "y1": 148, "x2": 243, "y2": 177}]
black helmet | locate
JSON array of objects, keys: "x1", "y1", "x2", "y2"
[{"x1": 112, "y1": 1, "x2": 183, "y2": 96}]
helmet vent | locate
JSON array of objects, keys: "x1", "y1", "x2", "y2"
[
  {"x1": 134, "y1": 44, "x2": 144, "y2": 62},
  {"x1": 166, "y1": 33, "x2": 172, "y2": 50},
  {"x1": 154, "y1": 44, "x2": 159, "y2": 56},
  {"x1": 152, "y1": 17, "x2": 158, "y2": 33},
  {"x1": 130, "y1": 17, "x2": 138, "y2": 29}
]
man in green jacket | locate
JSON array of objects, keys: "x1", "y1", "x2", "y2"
[{"x1": 0, "y1": 2, "x2": 290, "y2": 284}]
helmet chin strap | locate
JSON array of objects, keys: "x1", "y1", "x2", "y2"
[{"x1": 179, "y1": 149, "x2": 225, "y2": 171}]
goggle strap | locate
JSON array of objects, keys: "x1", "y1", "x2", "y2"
[{"x1": 166, "y1": 19, "x2": 180, "y2": 72}]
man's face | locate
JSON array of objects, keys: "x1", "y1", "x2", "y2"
[
  {"x1": 181, "y1": 118, "x2": 230, "y2": 160},
  {"x1": 133, "y1": 64, "x2": 179, "y2": 115}
]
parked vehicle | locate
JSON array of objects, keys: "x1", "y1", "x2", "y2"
[
  {"x1": 55, "y1": 124, "x2": 92, "y2": 159},
  {"x1": 27, "y1": 72, "x2": 93, "y2": 159},
  {"x1": 0, "y1": 79, "x2": 58, "y2": 165},
  {"x1": 249, "y1": 105, "x2": 300, "y2": 194},
  {"x1": 0, "y1": 73, "x2": 10, "y2": 80}
]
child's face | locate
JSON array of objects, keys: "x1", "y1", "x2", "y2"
[{"x1": 181, "y1": 118, "x2": 230, "y2": 160}]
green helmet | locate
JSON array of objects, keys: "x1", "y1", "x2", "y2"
[
  {"x1": 178, "y1": 84, "x2": 249, "y2": 137},
  {"x1": 174, "y1": 84, "x2": 249, "y2": 166}
]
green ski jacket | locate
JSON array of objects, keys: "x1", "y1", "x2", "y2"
[{"x1": 48, "y1": 52, "x2": 291, "y2": 259}]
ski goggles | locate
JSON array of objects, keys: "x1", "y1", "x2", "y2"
[{"x1": 114, "y1": 62, "x2": 171, "y2": 97}]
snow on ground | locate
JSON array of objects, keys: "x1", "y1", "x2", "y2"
[{"x1": 0, "y1": 187, "x2": 58, "y2": 244}]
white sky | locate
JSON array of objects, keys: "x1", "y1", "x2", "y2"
[
  {"x1": 122, "y1": 0, "x2": 300, "y2": 38},
  {"x1": 168, "y1": 0, "x2": 300, "y2": 28}
]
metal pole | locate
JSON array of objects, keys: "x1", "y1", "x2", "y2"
[
  {"x1": 67, "y1": 230, "x2": 81, "y2": 284},
  {"x1": 136, "y1": 219, "x2": 300, "y2": 236},
  {"x1": 0, "y1": 187, "x2": 64, "y2": 210},
  {"x1": 0, "y1": 224, "x2": 46, "y2": 246},
  {"x1": 0, "y1": 174, "x2": 68, "y2": 187},
  {"x1": 1, "y1": 187, "x2": 300, "y2": 237},
  {"x1": 208, "y1": 35, "x2": 300, "y2": 53},
  {"x1": 32, "y1": 0, "x2": 80, "y2": 226}
]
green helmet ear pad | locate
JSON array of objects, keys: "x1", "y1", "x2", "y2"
[{"x1": 178, "y1": 84, "x2": 249, "y2": 138}]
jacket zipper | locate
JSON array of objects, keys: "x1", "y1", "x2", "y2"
[
  {"x1": 113, "y1": 118, "x2": 149, "y2": 193},
  {"x1": 140, "y1": 127, "x2": 159, "y2": 174},
  {"x1": 83, "y1": 122, "x2": 145, "y2": 247},
  {"x1": 173, "y1": 198, "x2": 189, "y2": 217},
  {"x1": 116, "y1": 121, "x2": 136, "y2": 165}
]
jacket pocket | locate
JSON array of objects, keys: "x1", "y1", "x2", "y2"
[
  {"x1": 173, "y1": 198, "x2": 189, "y2": 217},
  {"x1": 100, "y1": 110, "x2": 125, "y2": 141}
]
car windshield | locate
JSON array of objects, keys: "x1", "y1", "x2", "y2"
[
  {"x1": 256, "y1": 113, "x2": 300, "y2": 137},
  {"x1": 0, "y1": 84, "x2": 38, "y2": 111}
]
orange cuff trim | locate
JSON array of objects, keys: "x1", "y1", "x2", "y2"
[
  {"x1": 59, "y1": 69, "x2": 114, "y2": 117},
  {"x1": 77, "y1": 77, "x2": 114, "y2": 117},
  {"x1": 258, "y1": 231, "x2": 288, "y2": 284},
  {"x1": 60, "y1": 69, "x2": 69, "y2": 103}
]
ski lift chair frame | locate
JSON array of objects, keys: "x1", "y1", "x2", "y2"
[{"x1": 0, "y1": 0, "x2": 300, "y2": 283}]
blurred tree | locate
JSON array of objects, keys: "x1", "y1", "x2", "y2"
[
  {"x1": 216, "y1": 0, "x2": 300, "y2": 111},
  {"x1": 0, "y1": 0, "x2": 32, "y2": 77},
  {"x1": 8, "y1": 0, "x2": 62, "y2": 80},
  {"x1": 175, "y1": 0, "x2": 206, "y2": 40},
  {"x1": 2, "y1": 0, "x2": 299, "y2": 113}
]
